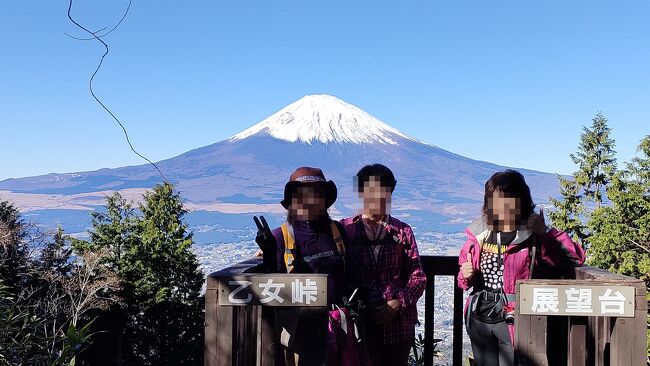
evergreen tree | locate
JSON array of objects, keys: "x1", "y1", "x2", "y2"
[
  {"x1": 78, "y1": 185, "x2": 205, "y2": 365},
  {"x1": 0, "y1": 202, "x2": 45, "y2": 364},
  {"x1": 588, "y1": 136, "x2": 650, "y2": 287},
  {"x1": 73, "y1": 193, "x2": 135, "y2": 365},
  {"x1": 121, "y1": 183, "x2": 204, "y2": 365},
  {"x1": 587, "y1": 136, "x2": 650, "y2": 359},
  {"x1": 550, "y1": 112, "x2": 617, "y2": 246},
  {"x1": 0, "y1": 204, "x2": 94, "y2": 365},
  {"x1": 32, "y1": 227, "x2": 75, "y2": 360},
  {"x1": 549, "y1": 177, "x2": 587, "y2": 243},
  {"x1": 75, "y1": 193, "x2": 139, "y2": 272},
  {"x1": 570, "y1": 112, "x2": 617, "y2": 207},
  {"x1": 0, "y1": 201, "x2": 30, "y2": 294},
  {"x1": 39, "y1": 227, "x2": 73, "y2": 277}
]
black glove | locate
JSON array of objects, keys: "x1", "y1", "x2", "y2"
[{"x1": 253, "y1": 215, "x2": 277, "y2": 272}]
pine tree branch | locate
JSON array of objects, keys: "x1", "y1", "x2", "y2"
[{"x1": 630, "y1": 239, "x2": 650, "y2": 255}]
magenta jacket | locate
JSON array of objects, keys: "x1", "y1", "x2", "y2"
[{"x1": 457, "y1": 217, "x2": 586, "y2": 344}]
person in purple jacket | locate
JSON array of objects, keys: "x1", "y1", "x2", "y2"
[
  {"x1": 457, "y1": 170, "x2": 585, "y2": 366},
  {"x1": 254, "y1": 166, "x2": 348, "y2": 366},
  {"x1": 341, "y1": 164, "x2": 426, "y2": 366}
]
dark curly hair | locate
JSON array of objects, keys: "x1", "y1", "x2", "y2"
[{"x1": 482, "y1": 169, "x2": 535, "y2": 224}]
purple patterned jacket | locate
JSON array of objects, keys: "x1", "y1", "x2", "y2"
[{"x1": 341, "y1": 214, "x2": 427, "y2": 344}]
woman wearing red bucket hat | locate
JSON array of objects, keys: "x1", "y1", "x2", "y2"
[{"x1": 253, "y1": 167, "x2": 356, "y2": 366}]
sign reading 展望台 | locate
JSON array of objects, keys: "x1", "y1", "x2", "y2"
[{"x1": 519, "y1": 284, "x2": 635, "y2": 317}]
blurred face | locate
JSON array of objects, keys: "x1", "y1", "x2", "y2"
[
  {"x1": 487, "y1": 190, "x2": 521, "y2": 231},
  {"x1": 291, "y1": 185, "x2": 326, "y2": 220},
  {"x1": 360, "y1": 176, "x2": 392, "y2": 217}
]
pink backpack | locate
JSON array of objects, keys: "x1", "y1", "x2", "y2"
[{"x1": 328, "y1": 306, "x2": 365, "y2": 366}]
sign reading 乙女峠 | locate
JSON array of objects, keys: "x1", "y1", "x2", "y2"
[
  {"x1": 218, "y1": 274, "x2": 328, "y2": 307},
  {"x1": 519, "y1": 284, "x2": 635, "y2": 317}
]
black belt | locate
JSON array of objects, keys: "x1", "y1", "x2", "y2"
[
  {"x1": 480, "y1": 291, "x2": 503, "y2": 302},
  {"x1": 466, "y1": 290, "x2": 517, "y2": 330}
]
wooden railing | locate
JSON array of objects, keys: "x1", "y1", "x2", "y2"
[
  {"x1": 204, "y1": 255, "x2": 465, "y2": 366},
  {"x1": 420, "y1": 255, "x2": 465, "y2": 366},
  {"x1": 204, "y1": 257, "x2": 647, "y2": 366}
]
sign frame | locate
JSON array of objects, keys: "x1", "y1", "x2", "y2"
[
  {"x1": 518, "y1": 282, "x2": 635, "y2": 317},
  {"x1": 217, "y1": 273, "x2": 328, "y2": 307}
]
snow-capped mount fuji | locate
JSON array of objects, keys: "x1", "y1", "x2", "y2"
[
  {"x1": 230, "y1": 94, "x2": 417, "y2": 145},
  {"x1": 0, "y1": 94, "x2": 560, "y2": 230}
]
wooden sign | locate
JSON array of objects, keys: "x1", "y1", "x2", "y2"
[
  {"x1": 218, "y1": 274, "x2": 328, "y2": 307},
  {"x1": 519, "y1": 284, "x2": 635, "y2": 317}
]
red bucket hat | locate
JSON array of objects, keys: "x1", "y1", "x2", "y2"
[{"x1": 281, "y1": 167, "x2": 337, "y2": 209}]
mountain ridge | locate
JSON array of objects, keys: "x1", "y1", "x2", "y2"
[{"x1": 0, "y1": 95, "x2": 560, "y2": 222}]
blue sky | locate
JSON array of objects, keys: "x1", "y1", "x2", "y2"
[{"x1": 1, "y1": 1, "x2": 649, "y2": 180}]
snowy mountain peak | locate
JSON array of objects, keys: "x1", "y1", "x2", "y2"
[{"x1": 229, "y1": 94, "x2": 415, "y2": 145}]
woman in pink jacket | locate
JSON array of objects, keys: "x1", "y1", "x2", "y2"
[{"x1": 457, "y1": 170, "x2": 585, "y2": 366}]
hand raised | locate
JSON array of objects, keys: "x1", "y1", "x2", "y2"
[
  {"x1": 460, "y1": 253, "x2": 474, "y2": 280},
  {"x1": 526, "y1": 207, "x2": 548, "y2": 235},
  {"x1": 253, "y1": 215, "x2": 276, "y2": 251}
]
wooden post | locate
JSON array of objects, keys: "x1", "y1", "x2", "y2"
[
  {"x1": 215, "y1": 289, "x2": 234, "y2": 365},
  {"x1": 514, "y1": 297, "x2": 531, "y2": 366},
  {"x1": 452, "y1": 282, "x2": 464, "y2": 366},
  {"x1": 420, "y1": 255, "x2": 464, "y2": 366},
  {"x1": 631, "y1": 285, "x2": 648, "y2": 366},
  {"x1": 204, "y1": 277, "x2": 219, "y2": 366},
  {"x1": 205, "y1": 258, "x2": 329, "y2": 366},
  {"x1": 423, "y1": 274, "x2": 435, "y2": 366},
  {"x1": 568, "y1": 316, "x2": 587, "y2": 366},
  {"x1": 257, "y1": 306, "x2": 277, "y2": 366}
]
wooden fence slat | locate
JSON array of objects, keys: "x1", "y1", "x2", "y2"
[
  {"x1": 610, "y1": 317, "x2": 636, "y2": 366},
  {"x1": 257, "y1": 306, "x2": 276, "y2": 366},
  {"x1": 597, "y1": 317, "x2": 608, "y2": 366},
  {"x1": 632, "y1": 307, "x2": 647, "y2": 366},
  {"x1": 515, "y1": 313, "x2": 531, "y2": 365},
  {"x1": 216, "y1": 288, "x2": 234, "y2": 366},
  {"x1": 547, "y1": 316, "x2": 568, "y2": 364},
  {"x1": 452, "y1": 283, "x2": 464, "y2": 366},
  {"x1": 568, "y1": 317, "x2": 586, "y2": 366},
  {"x1": 516, "y1": 280, "x2": 533, "y2": 366},
  {"x1": 205, "y1": 288, "x2": 218, "y2": 366},
  {"x1": 423, "y1": 274, "x2": 435, "y2": 366},
  {"x1": 529, "y1": 315, "x2": 548, "y2": 366}
]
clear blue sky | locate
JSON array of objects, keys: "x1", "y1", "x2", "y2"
[{"x1": 1, "y1": 1, "x2": 649, "y2": 180}]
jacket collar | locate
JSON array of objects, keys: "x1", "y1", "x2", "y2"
[
  {"x1": 469, "y1": 216, "x2": 532, "y2": 246},
  {"x1": 352, "y1": 213, "x2": 400, "y2": 233}
]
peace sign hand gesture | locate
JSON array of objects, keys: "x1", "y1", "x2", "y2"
[
  {"x1": 253, "y1": 215, "x2": 277, "y2": 271},
  {"x1": 253, "y1": 215, "x2": 276, "y2": 252}
]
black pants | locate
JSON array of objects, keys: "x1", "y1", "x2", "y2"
[
  {"x1": 361, "y1": 312, "x2": 412, "y2": 366},
  {"x1": 467, "y1": 317, "x2": 514, "y2": 366},
  {"x1": 277, "y1": 308, "x2": 327, "y2": 366}
]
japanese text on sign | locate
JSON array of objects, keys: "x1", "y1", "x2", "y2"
[
  {"x1": 519, "y1": 284, "x2": 635, "y2": 317},
  {"x1": 219, "y1": 275, "x2": 327, "y2": 307}
]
